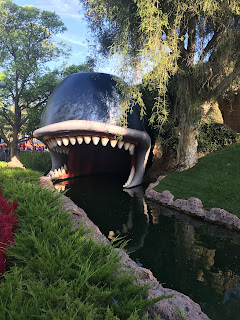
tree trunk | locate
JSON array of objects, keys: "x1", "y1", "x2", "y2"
[
  {"x1": 10, "y1": 141, "x2": 18, "y2": 159},
  {"x1": 10, "y1": 127, "x2": 19, "y2": 159},
  {"x1": 176, "y1": 117, "x2": 199, "y2": 171}
]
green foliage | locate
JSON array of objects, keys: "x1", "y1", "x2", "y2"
[
  {"x1": 22, "y1": 105, "x2": 45, "y2": 138},
  {"x1": 154, "y1": 142, "x2": 240, "y2": 216},
  {"x1": 159, "y1": 123, "x2": 179, "y2": 153},
  {"x1": 0, "y1": 168, "x2": 164, "y2": 319},
  {"x1": 175, "y1": 307, "x2": 187, "y2": 320},
  {"x1": 198, "y1": 123, "x2": 237, "y2": 153},
  {"x1": 0, "y1": 0, "x2": 68, "y2": 157},
  {"x1": 19, "y1": 151, "x2": 51, "y2": 175},
  {"x1": 0, "y1": 0, "x2": 67, "y2": 69},
  {"x1": 0, "y1": 161, "x2": 7, "y2": 168},
  {"x1": 81, "y1": 0, "x2": 240, "y2": 168},
  {"x1": 82, "y1": 0, "x2": 240, "y2": 121},
  {"x1": 61, "y1": 59, "x2": 95, "y2": 78}
]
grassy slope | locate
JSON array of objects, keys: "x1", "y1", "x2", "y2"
[
  {"x1": 0, "y1": 168, "x2": 161, "y2": 320},
  {"x1": 154, "y1": 142, "x2": 240, "y2": 216}
]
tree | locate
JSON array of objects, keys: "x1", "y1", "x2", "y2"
[
  {"x1": 80, "y1": 0, "x2": 240, "y2": 170},
  {"x1": 0, "y1": 0, "x2": 68, "y2": 158},
  {"x1": 60, "y1": 59, "x2": 95, "y2": 78}
]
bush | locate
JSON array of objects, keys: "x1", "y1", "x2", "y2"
[
  {"x1": 0, "y1": 168, "x2": 163, "y2": 319},
  {"x1": 0, "y1": 162, "x2": 7, "y2": 169},
  {"x1": 159, "y1": 123, "x2": 179, "y2": 153},
  {"x1": 19, "y1": 151, "x2": 51, "y2": 175},
  {"x1": 198, "y1": 122, "x2": 237, "y2": 153}
]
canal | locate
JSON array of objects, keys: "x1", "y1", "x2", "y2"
[{"x1": 55, "y1": 175, "x2": 240, "y2": 320}]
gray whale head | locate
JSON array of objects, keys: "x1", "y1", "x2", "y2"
[{"x1": 34, "y1": 72, "x2": 151, "y2": 188}]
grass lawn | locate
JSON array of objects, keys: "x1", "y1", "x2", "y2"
[{"x1": 154, "y1": 142, "x2": 240, "y2": 216}]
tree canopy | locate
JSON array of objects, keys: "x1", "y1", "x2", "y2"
[
  {"x1": 81, "y1": 0, "x2": 240, "y2": 169},
  {"x1": 0, "y1": 0, "x2": 68, "y2": 157}
]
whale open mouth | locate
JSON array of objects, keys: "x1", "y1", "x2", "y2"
[{"x1": 34, "y1": 120, "x2": 151, "y2": 188}]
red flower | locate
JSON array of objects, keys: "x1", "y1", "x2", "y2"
[{"x1": 0, "y1": 189, "x2": 18, "y2": 275}]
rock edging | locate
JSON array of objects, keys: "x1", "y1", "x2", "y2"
[
  {"x1": 40, "y1": 176, "x2": 209, "y2": 320},
  {"x1": 145, "y1": 175, "x2": 240, "y2": 232}
]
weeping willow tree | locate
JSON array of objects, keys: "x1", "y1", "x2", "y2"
[{"x1": 80, "y1": 0, "x2": 240, "y2": 170}]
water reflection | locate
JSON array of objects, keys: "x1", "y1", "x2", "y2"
[
  {"x1": 54, "y1": 176, "x2": 240, "y2": 320},
  {"x1": 135, "y1": 202, "x2": 240, "y2": 320},
  {"x1": 55, "y1": 175, "x2": 149, "y2": 252}
]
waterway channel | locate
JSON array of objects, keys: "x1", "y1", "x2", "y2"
[{"x1": 55, "y1": 175, "x2": 240, "y2": 320}]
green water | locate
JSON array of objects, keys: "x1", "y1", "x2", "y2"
[{"x1": 61, "y1": 175, "x2": 240, "y2": 320}]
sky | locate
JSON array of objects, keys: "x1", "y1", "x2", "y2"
[{"x1": 12, "y1": 0, "x2": 115, "y2": 74}]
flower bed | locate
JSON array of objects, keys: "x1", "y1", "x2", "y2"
[{"x1": 0, "y1": 190, "x2": 18, "y2": 274}]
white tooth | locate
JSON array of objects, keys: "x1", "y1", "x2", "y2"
[
  {"x1": 92, "y1": 136, "x2": 100, "y2": 145},
  {"x1": 56, "y1": 138, "x2": 62, "y2": 146},
  {"x1": 124, "y1": 142, "x2": 130, "y2": 151},
  {"x1": 77, "y1": 136, "x2": 83, "y2": 144},
  {"x1": 51, "y1": 139, "x2": 57, "y2": 147},
  {"x1": 84, "y1": 136, "x2": 91, "y2": 144},
  {"x1": 118, "y1": 141, "x2": 124, "y2": 149},
  {"x1": 51, "y1": 170, "x2": 57, "y2": 179},
  {"x1": 62, "y1": 137, "x2": 69, "y2": 146},
  {"x1": 129, "y1": 144, "x2": 135, "y2": 155},
  {"x1": 59, "y1": 147, "x2": 63, "y2": 153},
  {"x1": 63, "y1": 164, "x2": 67, "y2": 171},
  {"x1": 54, "y1": 169, "x2": 58, "y2": 177},
  {"x1": 58, "y1": 168, "x2": 61, "y2": 176},
  {"x1": 47, "y1": 140, "x2": 53, "y2": 149},
  {"x1": 101, "y1": 137, "x2": 109, "y2": 146},
  {"x1": 110, "y1": 139, "x2": 117, "y2": 148},
  {"x1": 123, "y1": 166, "x2": 135, "y2": 188},
  {"x1": 49, "y1": 170, "x2": 54, "y2": 178},
  {"x1": 62, "y1": 168, "x2": 66, "y2": 174},
  {"x1": 70, "y1": 137, "x2": 76, "y2": 145}
]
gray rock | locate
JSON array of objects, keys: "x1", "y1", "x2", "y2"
[
  {"x1": 156, "y1": 190, "x2": 174, "y2": 205},
  {"x1": 145, "y1": 175, "x2": 240, "y2": 232}
]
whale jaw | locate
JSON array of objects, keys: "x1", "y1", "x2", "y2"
[{"x1": 33, "y1": 120, "x2": 151, "y2": 188}]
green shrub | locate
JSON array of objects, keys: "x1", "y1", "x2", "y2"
[
  {"x1": 198, "y1": 122, "x2": 237, "y2": 153},
  {"x1": 19, "y1": 151, "x2": 51, "y2": 175},
  {"x1": 0, "y1": 168, "x2": 164, "y2": 319},
  {"x1": 159, "y1": 123, "x2": 179, "y2": 153},
  {"x1": 0, "y1": 161, "x2": 7, "y2": 168}
]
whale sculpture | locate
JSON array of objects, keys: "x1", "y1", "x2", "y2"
[{"x1": 33, "y1": 72, "x2": 151, "y2": 188}]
